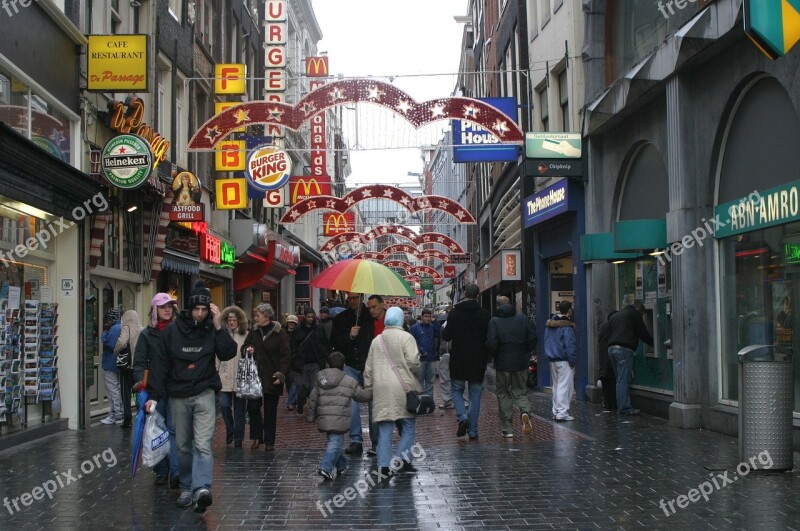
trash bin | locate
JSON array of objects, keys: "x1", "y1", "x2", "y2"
[{"x1": 738, "y1": 344, "x2": 794, "y2": 471}]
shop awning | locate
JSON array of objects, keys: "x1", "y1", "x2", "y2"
[
  {"x1": 614, "y1": 219, "x2": 667, "y2": 252},
  {"x1": 580, "y1": 233, "x2": 641, "y2": 262},
  {"x1": 0, "y1": 122, "x2": 104, "y2": 221},
  {"x1": 162, "y1": 251, "x2": 200, "y2": 275}
]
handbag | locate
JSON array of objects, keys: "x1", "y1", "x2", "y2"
[
  {"x1": 235, "y1": 352, "x2": 263, "y2": 400},
  {"x1": 379, "y1": 335, "x2": 435, "y2": 415},
  {"x1": 116, "y1": 332, "x2": 132, "y2": 369}
]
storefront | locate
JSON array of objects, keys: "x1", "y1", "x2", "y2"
[
  {"x1": 0, "y1": 123, "x2": 103, "y2": 444},
  {"x1": 523, "y1": 178, "x2": 588, "y2": 398}
]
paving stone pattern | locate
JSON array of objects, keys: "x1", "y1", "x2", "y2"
[{"x1": 0, "y1": 383, "x2": 798, "y2": 530}]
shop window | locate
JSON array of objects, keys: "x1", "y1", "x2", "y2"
[
  {"x1": 539, "y1": 86, "x2": 549, "y2": 132},
  {"x1": 294, "y1": 263, "x2": 312, "y2": 314},
  {"x1": 558, "y1": 69, "x2": 569, "y2": 131},
  {"x1": 720, "y1": 223, "x2": 800, "y2": 412}
]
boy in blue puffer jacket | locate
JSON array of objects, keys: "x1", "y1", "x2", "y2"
[{"x1": 544, "y1": 301, "x2": 577, "y2": 421}]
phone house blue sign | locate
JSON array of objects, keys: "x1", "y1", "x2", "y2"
[
  {"x1": 452, "y1": 97, "x2": 519, "y2": 163},
  {"x1": 523, "y1": 180, "x2": 568, "y2": 228}
]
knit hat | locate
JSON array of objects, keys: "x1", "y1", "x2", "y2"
[
  {"x1": 188, "y1": 281, "x2": 212, "y2": 310},
  {"x1": 150, "y1": 292, "x2": 177, "y2": 328},
  {"x1": 104, "y1": 308, "x2": 120, "y2": 322}
]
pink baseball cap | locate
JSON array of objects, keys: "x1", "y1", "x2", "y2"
[{"x1": 151, "y1": 293, "x2": 177, "y2": 307}]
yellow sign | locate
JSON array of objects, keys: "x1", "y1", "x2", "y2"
[
  {"x1": 87, "y1": 35, "x2": 148, "y2": 91},
  {"x1": 215, "y1": 178, "x2": 248, "y2": 209},
  {"x1": 215, "y1": 64, "x2": 246, "y2": 95},
  {"x1": 215, "y1": 102, "x2": 246, "y2": 132},
  {"x1": 215, "y1": 140, "x2": 246, "y2": 171}
]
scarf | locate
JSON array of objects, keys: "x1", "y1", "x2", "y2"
[{"x1": 156, "y1": 319, "x2": 171, "y2": 332}]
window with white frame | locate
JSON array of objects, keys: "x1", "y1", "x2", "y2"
[{"x1": 168, "y1": 0, "x2": 182, "y2": 22}]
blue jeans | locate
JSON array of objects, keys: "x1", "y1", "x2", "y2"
[
  {"x1": 418, "y1": 360, "x2": 437, "y2": 398},
  {"x1": 171, "y1": 388, "x2": 216, "y2": 493},
  {"x1": 376, "y1": 418, "x2": 416, "y2": 469},
  {"x1": 153, "y1": 396, "x2": 178, "y2": 479},
  {"x1": 344, "y1": 365, "x2": 376, "y2": 446},
  {"x1": 452, "y1": 379, "x2": 483, "y2": 437},
  {"x1": 320, "y1": 432, "x2": 347, "y2": 474},
  {"x1": 219, "y1": 391, "x2": 246, "y2": 443},
  {"x1": 287, "y1": 382, "x2": 297, "y2": 407},
  {"x1": 608, "y1": 345, "x2": 635, "y2": 414}
]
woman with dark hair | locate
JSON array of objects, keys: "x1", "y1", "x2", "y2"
[{"x1": 242, "y1": 303, "x2": 291, "y2": 451}]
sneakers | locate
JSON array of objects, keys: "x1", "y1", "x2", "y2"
[
  {"x1": 622, "y1": 409, "x2": 641, "y2": 416},
  {"x1": 193, "y1": 488, "x2": 212, "y2": 513},
  {"x1": 442, "y1": 401, "x2": 454, "y2": 409},
  {"x1": 366, "y1": 448, "x2": 377, "y2": 458},
  {"x1": 502, "y1": 431, "x2": 514, "y2": 438},
  {"x1": 378, "y1": 467, "x2": 395, "y2": 480},
  {"x1": 521, "y1": 413, "x2": 533, "y2": 434},
  {"x1": 176, "y1": 491, "x2": 193, "y2": 507},
  {"x1": 399, "y1": 460, "x2": 417, "y2": 474},
  {"x1": 318, "y1": 469, "x2": 334, "y2": 481},
  {"x1": 296, "y1": 405, "x2": 304, "y2": 415},
  {"x1": 336, "y1": 466, "x2": 348, "y2": 476},
  {"x1": 100, "y1": 417, "x2": 116, "y2": 425},
  {"x1": 287, "y1": 405, "x2": 295, "y2": 411},
  {"x1": 456, "y1": 420, "x2": 469, "y2": 437},
  {"x1": 344, "y1": 442, "x2": 363, "y2": 455},
  {"x1": 169, "y1": 473, "x2": 181, "y2": 490},
  {"x1": 555, "y1": 415, "x2": 575, "y2": 422},
  {"x1": 468, "y1": 435, "x2": 478, "y2": 440}
]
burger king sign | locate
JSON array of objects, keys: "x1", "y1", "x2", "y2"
[{"x1": 246, "y1": 145, "x2": 292, "y2": 192}]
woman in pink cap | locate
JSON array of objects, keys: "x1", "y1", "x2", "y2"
[{"x1": 133, "y1": 292, "x2": 179, "y2": 487}]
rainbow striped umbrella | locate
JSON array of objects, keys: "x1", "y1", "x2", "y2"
[{"x1": 311, "y1": 259, "x2": 415, "y2": 296}]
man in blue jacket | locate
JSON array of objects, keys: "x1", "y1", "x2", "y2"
[
  {"x1": 145, "y1": 282, "x2": 236, "y2": 514},
  {"x1": 100, "y1": 308, "x2": 123, "y2": 426},
  {"x1": 410, "y1": 308, "x2": 439, "y2": 397},
  {"x1": 544, "y1": 301, "x2": 577, "y2": 421}
]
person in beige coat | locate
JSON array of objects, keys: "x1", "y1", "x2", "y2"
[
  {"x1": 114, "y1": 310, "x2": 142, "y2": 429},
  {"x1": 218, "y1": 306, "x2": 249, "y2": 447},
  {"x1": 364, "y1": 306, "x2": 420, "y2": 477}
]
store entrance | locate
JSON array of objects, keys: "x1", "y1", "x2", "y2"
[
  {"x1": 548, "y1": 256, "x2": 574, "y2": 317},
  {"x1": 87, "y1": 279, "x2": 137, "y2": 420}
]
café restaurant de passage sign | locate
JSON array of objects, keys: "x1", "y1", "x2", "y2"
[{"x1": 87, "y1": 35, "x2": 148, "y2": 92}]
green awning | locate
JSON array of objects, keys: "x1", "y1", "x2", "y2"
[
  {"x1": 580, "y1": 233, "x2": 641, "y2": 262},
  {"x1": 613, "y1": 219, "x2": 667, "y2": 252}
]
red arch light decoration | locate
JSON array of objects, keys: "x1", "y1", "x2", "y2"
[
  {"x1": 188, "y1": 79, "x2": 524, "y2": 151},
  {"x1": 281, "y1": 185, "x2": 475, "y2": 225},
  {"x1": 319, "y1": 226, "x2": 465, "y2": 254}
]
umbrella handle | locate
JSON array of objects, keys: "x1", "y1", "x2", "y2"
[{"x1": 141, "y1": 370, "x2": 149, "y2": 391}]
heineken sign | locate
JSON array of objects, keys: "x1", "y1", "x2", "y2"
[
  {"x1": 101, "y1": 134, "x2": 153, "y2": 189},
  {"x1": 714, "y1": 183, "x2": 798, "y2": 238}
]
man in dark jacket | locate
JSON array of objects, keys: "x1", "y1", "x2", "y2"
[
  {"x1": 329, "y1": 293, "x2": 374, "y2": 455},
  {"x1": 145, "y1": 282, "x2": 237, "y2": 514},
  {"x1": 440, "y1": 283, "x2": 491, "y2": 439},
  {"x1": 486, "y1": 296, "x2": 536, "y2": 437},
  {"x1": 606, "y1": 302, "x2": 653, "y2": 415},
  {"x1": 294, "y1": 308, "x2": 329, "y2": 414}
]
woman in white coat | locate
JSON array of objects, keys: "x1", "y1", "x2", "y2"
[
  {"x1": 364, "y1": 306, "x2": 420, "y2": 476},
  {"x1": 218, "y1": 306, "x2": 249, "y2": 447}
]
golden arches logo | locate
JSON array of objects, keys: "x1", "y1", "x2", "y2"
[
  {"x1": 324, "y1": 213, "x2": 352, "y2": 235},
  {"x1": 306, "y1": 56, "x2": 329, "y2": 77},
  {"x1": 291, "y1": 178, "x2": 324, "y2": 204}
]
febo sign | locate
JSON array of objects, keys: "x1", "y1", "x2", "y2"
[
  {"x1": 200, "y1": 233, "x2": 221, "y2": 264},
  {"x1": 453, "y1": 97, "x2": 518, "y2": 163}
]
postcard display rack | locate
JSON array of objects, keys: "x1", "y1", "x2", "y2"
[{"x1": 1, "y1": 287, "x2": 58, "y2": 429}]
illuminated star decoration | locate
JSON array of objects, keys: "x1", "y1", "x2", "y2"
[
  {"x1": 463, "y1": 104, "x2": 479, "y2": 119},
  {"x1": 367, "y1": 85, "x2": 385, "y2": 101},
  {"x1": 204, "y1": 126, "x2": 221, "y2": 143},
  {"x1": 233, "y1": 109, "x2": 251, "y2": 125},
  {"x1": 492, "y1": 119, "x2": 510, "y2": 136},
  {"x1": 396, "y1": 99, "x2": 411, "y2": 114},
  {"x1": 268, "y1": 107, "x2": 284, "y2": 121},
  {"x1": 430, "y1": 102, "x2": 446, "y2": 117}
]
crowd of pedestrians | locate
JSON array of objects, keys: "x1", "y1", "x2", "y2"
[{"x1": 96, "y1": 280, "x2": 654, "y2": 515}]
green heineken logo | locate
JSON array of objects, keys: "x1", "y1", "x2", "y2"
[
  {"x1": 744, "y1": 0, "x2": 800, "y2": 59},
  {"x1": 101, "y1": 134, "x2": 153, "y2": 189}
]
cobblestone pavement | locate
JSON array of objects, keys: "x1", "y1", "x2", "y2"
[{"x1": 1, "y1": 381, "x2": 799, "y2": 530}]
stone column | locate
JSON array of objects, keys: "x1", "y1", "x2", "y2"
[{"x1": 665, "y1": 76, "x2": 706, "y2": 429}]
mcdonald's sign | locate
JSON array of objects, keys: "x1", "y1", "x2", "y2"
[
  {"x1": 289, "y1": 176, "x2": 331, "y2": 204},
  {"x1": 306, "y1": 56, "x2": 329, "y2": 77},
  {"x1": 323, "y1": 212, "x2": 355, "y2": 236}
]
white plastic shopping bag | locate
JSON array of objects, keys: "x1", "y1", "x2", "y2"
[{"x1": 142, "y1": 410, "x2": 170, "y2": 468}]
